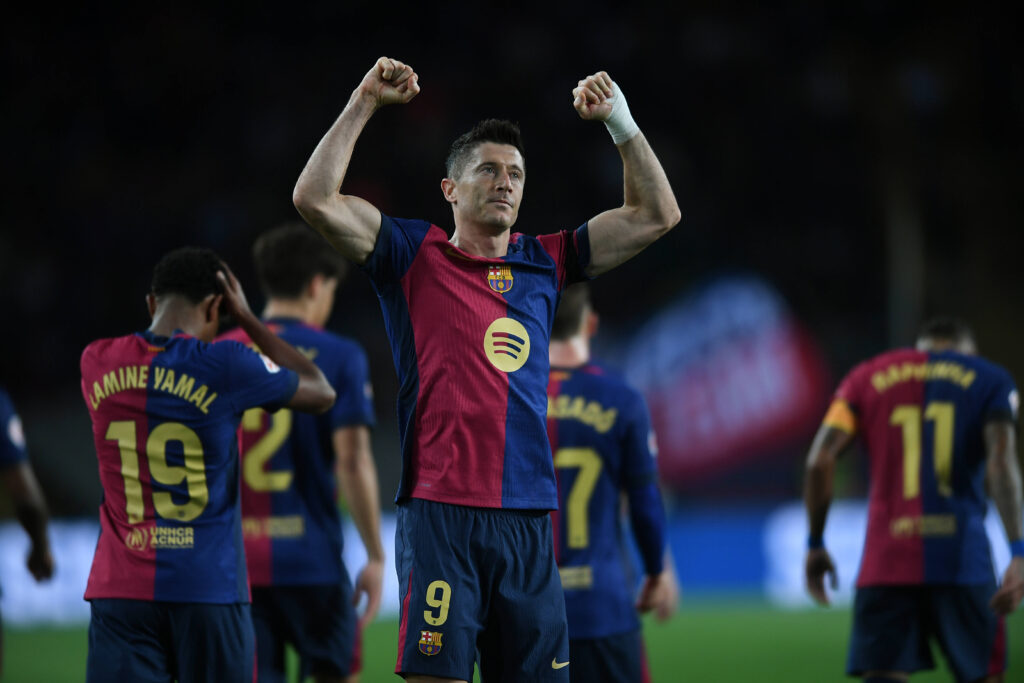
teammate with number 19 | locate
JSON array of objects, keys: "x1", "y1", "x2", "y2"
[
  {"x1": 804, "y1": 318, "x2": 1024, "y2": 683},
  {"x1": 293, "y1": 57, "x2": 680, "y2": 682},
  {"x1": 218, "y1": 224, "x2": 383, "y2": 683},
  {"x1": 547, "y1": 284, "x2": 677, "y2": 683},
  {"x1": 79, "y1": 247, "x2": 335, "y2": 683}
]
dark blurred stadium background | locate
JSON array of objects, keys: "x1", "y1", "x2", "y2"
[{"x1": 1, "y1": 3, "x2": 1022, "y2": 679}]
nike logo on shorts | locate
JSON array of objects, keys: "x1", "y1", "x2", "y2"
[{"x1": 551, "y1": 658, "x2": 569, "y2": 669}]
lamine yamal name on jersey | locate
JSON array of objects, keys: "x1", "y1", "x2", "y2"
[{"x1": 87, "y1": 364, "x2": 218, "y2": 413}]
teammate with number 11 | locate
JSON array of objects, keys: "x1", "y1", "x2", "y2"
[
  {"x1": 804, "y1": 318, "x2": 1024, "y2": 683},
  {"x1": 79, "y1": 248, "x2": 335, "y2": 683}
]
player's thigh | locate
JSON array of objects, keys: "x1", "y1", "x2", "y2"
[
  {"x1": 269, "y1": 582, "x2": 360, "y2": 680},
  {"x1": 87, "y1": 598, "x2": 172, "y2": 683},
  {"x1": 928, "y1": 583, "x2": 1006, "y2": 683},
  {"x1": 567, "y1": 630, "x2": 644, "y2": 683},
  {"x1": 251, "y1": 586, "x2": 292, "y2": 683},
  {"x1": 478, "y1": 510, "x2": 569, "y2": 683},
  {"x1": 168, "y1": 602, "x2": 255, "y2": 683},
  {"x1": 846, "y1": 586, "x2": 933, "y2": 677},
  {"x1": 395, "y1": 500, "x2": 483, "y2": 682}
]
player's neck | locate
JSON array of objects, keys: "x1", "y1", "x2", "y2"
[
  {"x1": 148, "y1": 307, "x2": 205, "y2": 340},
  {"x1": 450, "y1": 223, "x2": 510, "y2": 259},
  {"x1": 549, "y1": 337, "x2": 589, "y2": 368},
  {"x1": 263, "y1": 299, "x2": 318, "y2": 326}
]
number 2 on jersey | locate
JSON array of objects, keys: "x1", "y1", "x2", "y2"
[
  {"x1": 890, "y1": 401, "x2": 954, "y2": 499},
  {"x1": 240, "y1": 407, "x2": 293, "y2": 492},
  {"x1": 554, "y1": 447, "x2": 603, "y2": 549},
  {"x1": 106, "y1": 420, "x2": 209, "y2": 523}
]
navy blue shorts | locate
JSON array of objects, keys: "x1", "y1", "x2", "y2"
[
  {"x1": 395, "y1": 499, "x2": 569, "y2": 682},
  {"x1": 568, "y1": 629, "x2": 644, "y2": 683},
  {"x1": 847, "y1": 583, "x2": 1007, "y2": 682},
  {"x1": 250, "y1": 580, "x2": 360, "y2": 682},
  {"x1": 87, "y1": 598, "x2": 254, "y2": 683}
]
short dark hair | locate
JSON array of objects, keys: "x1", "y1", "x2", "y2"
[
  {"x1": 151, "y1": 246, "x2": 224, "y2": 304},
  {"x1": 445, "y1": 119, "x2": 525, "y2": 180},
  {"x1": 917, "y1": 316, "x2": 975, "y2": 346},
  {"x1": 253, "y1": 223, "x2": 347, "y2": 299},
  {"x1": 551, "y1": 283, "x2": 591, "y2": 341}
]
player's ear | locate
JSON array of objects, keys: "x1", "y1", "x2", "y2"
[
  {"x1": 440, "y1": 177, "x2": 457, "y2": 205},
  {"x1": 146, "y1": 293, "x2": 157, "y2": 319},
  {"x1": 306, "y1": 273, "x2": 323, "y2": 300},
  {"x1": 586, "y1": 311, "x2": 599, "y2": 339},
  {"x1": 200, "y1": 293, "x2": 220, "y2": 325}
]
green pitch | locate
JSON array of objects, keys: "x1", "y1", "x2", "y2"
[{"x1": 5, "y1": 602, "x2": 1021, "y2": 682}]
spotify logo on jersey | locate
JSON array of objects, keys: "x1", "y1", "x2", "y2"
[{"x1": 484, "y1": 318, "x2": 531, "y2": 372}]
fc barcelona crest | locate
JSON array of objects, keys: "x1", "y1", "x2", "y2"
[
  {"x1": 419, "y1": 630, "x2": 443, "y2": 656},
  {"x1": 487, "y1": 265, "x2": 514, "y2": 293}
]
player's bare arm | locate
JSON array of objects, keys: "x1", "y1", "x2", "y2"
[
  {"x1": 333, "y1": 425, "x2": 385, "y2": 627},
  {"x1": 1, "y1": 462, "x2": 54, "y2": 581},
  {"x1": 573, "y1": 71, "x2": 681, "y2": 277},
  {"x1": 293, "y1": 57, "x2": 421, "y2": 265},
  {"x1": 984, "y1": 420, "x2": 1024, "y2": 615},
  {"x1": 216, "y1": 264, "x2": 335, "y2": 413},
  {"x1": 803, "y1": 424, "x2": 854, "y2": 605}
]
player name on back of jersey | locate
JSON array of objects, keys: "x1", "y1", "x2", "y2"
[
  {"x1": 870, "y1": 359, "x2": 976, "y2": 393},
  {"x1": 547, "y1": 394, "x2": 618, "y2": 433},
  {"x1": 86, "y1": 365, "x2": 218, "y2": 414}
]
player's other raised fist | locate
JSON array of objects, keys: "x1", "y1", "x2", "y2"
[
  {"x1": 572, "y1": 71, "x2": 616, "y2": 121},
  {"x1": 359, "y1": 56, "x2": 421, "y2": 110}
]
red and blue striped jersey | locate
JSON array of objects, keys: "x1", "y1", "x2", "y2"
[
  {"x1": 80, "y1": 330, "x2": 298, "y2": 603},
  {"x1": 548, "y1": 363, "x2": 665, "y2": 639},
  {"x1": 362, "y1": 215, "x2": 590, "y2": 510},
  {"x1": 823, "y1": 348, "x2": 1019, "y2": 586},
  {"x1": 218, "y1": 318, "x2": 375, "y2": 586},
  {"x1": 0, "y1": 387, "x2": 28, "y2": 468}
]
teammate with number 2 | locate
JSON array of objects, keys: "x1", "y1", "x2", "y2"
[
  {"x1": 804, "y1": 318, "x2": 1024, "y2": 683},
  {"x1": 79, "y1": 247, "x2": 335, "y2": 683},
  {"x1": 293, "y1": 57, "x2": 680, "y2": 681},
  {"x1": 219, "y1": 224, "x2": 383, "y2": 683}
]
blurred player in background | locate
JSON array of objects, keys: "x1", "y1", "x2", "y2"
[
  {"x1": 547, "y1": 284, "x2": 678, "y2": 683},
  {"x1": 293, "y1": 56, "x2": 679, "y2": 682},
  {"x1": 79, "y1": 247, "x2": 335, "y2": 683},
  {"x1": 804, "y1": 318, "x2": 1024, "y2": 683},
  {"x1": 0, "y1": 386, "x2": 54, "y2": 676},
  {"x1": 218, "y1": 224, "x2": 383, "y2": 683}
]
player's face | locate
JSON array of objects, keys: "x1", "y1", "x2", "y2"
[{"x1": 452, "y1": 143, "x2": 525, "y2": 231}]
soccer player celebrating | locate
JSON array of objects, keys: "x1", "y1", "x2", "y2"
[
  {"x1": 0, "y1": 386, "x2": 54, "y2": 677},
  {"x1": 79, "y1": 247, "x2": 335, "y2": 683},
  {"x1": 547, "y1": 284, "x2": 678, "y2": 683},
  {"x1": 293, "y1": 57, "x2": 680, "y2": 682},
  {"x1": 219, "y1": 224, "x2": 383, "y2": 683},
  {"x1": 804, "y1": 318, "x2": 1024, "y2": 683}
]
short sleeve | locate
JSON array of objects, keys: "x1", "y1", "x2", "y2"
[
  {"x1": 0, "y1": 389, "x2": 28, "y2": 468},
  {"x1": 823, "y1": 365, "x2": 868, "y2": 435},
  {"x1": 983, "y1": 368, "x2": 1019, "y2": 425},
  {"x1": 360, "y1": 214, "x2": 432, "y2": 287},
  {"x1": 219, "y1": 342, "x2": 300, "y2": 414},
  {"x1": 330, "y1": 345, "x2": 376, "y2": 429},
  {"x1": 537, "y1": 224, "x2": 592, "y2": 291}
]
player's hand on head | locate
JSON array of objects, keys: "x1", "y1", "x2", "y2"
[
  {"x1": 215, "y1": 261, "x2": 253, "y2": 321},
  {"x1": 360, "y1": 56, "x2": 421, "y2": 109},
  {"x1": 990, "y1": 556, "x2": 1024, "y2": 615},
  {"x1": 805, "y1": 548, "x2": 838, "y2": 606},
  {"x1": 354, "y1": 557, "x2": 384, "y2": 628},
  {"x1": 572, "y1": 71, "x2": 616, "y2": 121}
]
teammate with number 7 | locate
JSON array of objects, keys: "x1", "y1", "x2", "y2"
[
  {"x1": 293, "y1": 57, "x2": 680, "y2": 681},
  {"x1": 804, "y1": 318, "x2": 1024, "y2": 683},
  {"x1": 79, "y1": 247, "x2": 335, "y2": 682}
]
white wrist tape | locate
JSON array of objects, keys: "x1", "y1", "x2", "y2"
[{"x1": 603, "y1": 82, "x2": 640, "y2": 144}]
